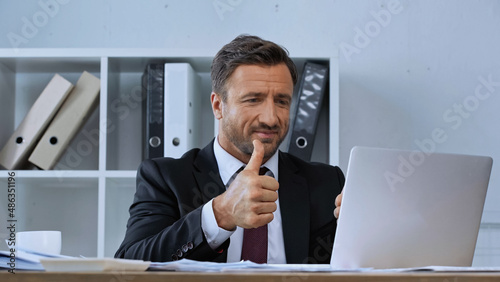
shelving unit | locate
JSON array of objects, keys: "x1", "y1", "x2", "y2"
[{"x1": 0, "y1": 48, "x2": 339, "y2": 257}]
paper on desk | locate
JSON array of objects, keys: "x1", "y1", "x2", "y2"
[
  {"x1": 149, "y1": 259, "x2": 254, "y2": 272},
  {"x1": 222, "y1": 263, "x2": 352, "y2": 272},
  {"x1": 0, "y1": 250, "x2": 45, "y2": 271},
  {"x1": 150, "y1": 259, "x2": 500, "y2": 273},
  {"x1": 0, "y1": 249, "x2": 71, "y2": 271},
  {"x1": 390, "y1": 266, "x2": 500, "y2": 272},
  {"x1": 149, "y1": 259, "x2": 363, "y2": 272}
]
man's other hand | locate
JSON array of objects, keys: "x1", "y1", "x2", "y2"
[{"x1": 334, "y1": 189, "x2": 343, "y2": 219}]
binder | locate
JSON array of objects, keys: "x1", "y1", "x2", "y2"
[
  {"x1": 28, "y1": 71, "x2": 100, "y2": 170},
  {"x1": 0, "y1": 74, "x2": 74, "y2": 170},
  {"x1": 164, "y1": 63, "x2": 201, "y2": 158},
  {"x1": 142, "y1": 63, "x2": 164, "y2": 160},
  {"x1": 287, "y1": 62, "x2": 328, "y2": 161}
]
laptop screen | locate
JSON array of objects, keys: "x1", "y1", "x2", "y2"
[{"x1": 331, "y1": 146, "x2": 492, "y2": 269}]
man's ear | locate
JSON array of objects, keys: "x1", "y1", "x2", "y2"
[{"x1": 211, "y1": 92, "x2": 223, "y2": 120}]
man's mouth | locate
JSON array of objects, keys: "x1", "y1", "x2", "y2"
[{"x1": 254, "y1": 130, "x2": 278, "y2": 139}]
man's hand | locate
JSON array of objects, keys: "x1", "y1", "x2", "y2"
[
  {"x1": 334, "y1": 189, "x2": 343, "y2": 219},
  {"x1": 213, "y1": 139, "x2": 279, "y2": 230}
]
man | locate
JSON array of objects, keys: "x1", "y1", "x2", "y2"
[{"x1": 115, "y1": 35, "x2": 344, "y2": 264}]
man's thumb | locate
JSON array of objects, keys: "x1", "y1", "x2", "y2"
[{"x1": 245, "y1": 139, "x2": 264, "y2": 173}]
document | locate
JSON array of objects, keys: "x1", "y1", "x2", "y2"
[
  {"x1": 0, "y1": 250, "x2": 45, "y2": 271},
  {"x1": 0, "y1": 249, "x2": 70, "y2": 271},
  {"x1": 381, "y1": 265, "x2": 500, "y2": 272},
  {"x1": 149, "y1": 259, "x2": 500, "y2": 273},
  {"x1": 149, "y1": 259, "x2": 354, "y2": 272}
]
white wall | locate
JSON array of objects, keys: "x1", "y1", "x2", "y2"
[{"x1": 1, "y1": 0, "x2": 499, "y2": 264}]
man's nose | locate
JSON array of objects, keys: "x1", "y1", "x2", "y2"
[{"x1": 258, "y1": 99, "x2": 278, "y2": 127}]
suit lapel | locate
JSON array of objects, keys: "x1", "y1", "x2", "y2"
[
  {"x1": 192, "y1": 140, "x2": 229, "y2": 262},
  {"x1": 192, "y1": 139, "x2": 226, "y2": 203},
  {"x1": 278, "y1": 152, "x2": 310, "y2": 263}
]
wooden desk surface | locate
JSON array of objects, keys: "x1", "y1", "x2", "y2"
[{"x1": 2, "y1": 271, "x2": 500, "y2": 282}]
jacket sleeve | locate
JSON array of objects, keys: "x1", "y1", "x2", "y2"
[{"x1": 114, "y1": 159, "x2": 228, "y2": 262}]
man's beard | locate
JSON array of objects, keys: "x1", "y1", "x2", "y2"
[{"x1": 223, "y1": 121, "x2": 288, "y2": 159}]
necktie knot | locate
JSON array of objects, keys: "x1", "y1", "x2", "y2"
[
  {"x1": 226, "y1": 166, "x2": 272, "y2": 188},
  {"x1": 259, "y1": 166, "x2": 269, "y2": 176}
]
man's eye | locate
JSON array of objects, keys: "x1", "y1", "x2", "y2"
[
  {"x1": 277, "y1": 99, "x2": 290, "y2": 106},
  {"x1": 246, "y1": 98, "x2": 258, "y2": 103}
]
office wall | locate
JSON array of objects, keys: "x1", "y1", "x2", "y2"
[{"x1": 1, "y1": 0, "x2": 499, "y2": 264}]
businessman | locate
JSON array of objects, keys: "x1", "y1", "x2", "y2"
[{"x1": 115, "y1": 35, "x2": 345, "y2": 264}]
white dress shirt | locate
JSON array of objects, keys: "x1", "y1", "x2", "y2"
[{"x1": 201, "y1": 138, "x2": 287, "y2": 263}]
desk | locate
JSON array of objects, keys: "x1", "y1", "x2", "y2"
[{"x1": 1, "y1": 271, "x2": 500, "y2": 282}]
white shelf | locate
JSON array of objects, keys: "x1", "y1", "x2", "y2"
[
  {"x1": 0, "y1": 48, "x2": 339, "y2": 257},
  {"x1": 103, "y1": 170, "x2": 138, "y2": 178},
  {"x1": 0, "y1": 170, "x2": 137, "y2": 178},
  {"x1": 0, "y1": 170, "x2": 98, "y2": 178}
]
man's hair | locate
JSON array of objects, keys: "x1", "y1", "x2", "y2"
[{"x1": 211, "y1": 34, "x2": 298, "y2": 101}]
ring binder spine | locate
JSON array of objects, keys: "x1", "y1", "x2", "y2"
[
  {"x1": 287, "y1": 62, "x2": 328, "y2": 162},
  {"x1": 142, "y1": 63, "x2": 165, "y2": 160}
]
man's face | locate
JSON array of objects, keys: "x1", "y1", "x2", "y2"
[{"x1": 211, "y1": 63, "x2": 294, "y2": 164}]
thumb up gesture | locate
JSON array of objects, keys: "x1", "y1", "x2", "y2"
[{"x1": 213, "y1": 139, "x2": 279, "y2": 230}]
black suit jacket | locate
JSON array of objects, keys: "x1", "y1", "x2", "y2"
[{"x1": 115, "y1": 140, "x2": 344, "y2": 263}]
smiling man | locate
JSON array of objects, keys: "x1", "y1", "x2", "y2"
[{"x1": 115, "y1": 35, "x2": 345, "y2": 264}]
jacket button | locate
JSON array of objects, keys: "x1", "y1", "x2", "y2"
[
  {"x1": 171, "y1": 254, "x2": 179, "y2": 261},
  {"x1": 176, "y1": 249, "x2": 183, "y2": 257},
  {"x1": 187, "y1": 242, "x2": 194, "y2": 249},
  {"x1": 182, "y1": 244, "x2": 189, "y2": 253}
]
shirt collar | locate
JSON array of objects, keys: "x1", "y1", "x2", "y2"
[{"x1": 213, "y1": 137, "x2": 279, "y2": 186}]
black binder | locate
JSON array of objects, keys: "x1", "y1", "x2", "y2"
[
  {"x1": 142, "y1": 63, "x2": 164, "y2": 160},
  {"x1": 287, "y1": 62, "x2": 328, "y2": 161}
]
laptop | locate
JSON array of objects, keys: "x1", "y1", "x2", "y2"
[{"x1": 331, "y1": 146, "x2": 493, "y2": 269}]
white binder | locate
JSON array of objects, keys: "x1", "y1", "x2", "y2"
[
  {"x1": 163, "y1": 63, "x2": 201, "y2": 158},
  {"x1": 0, "y1": 74, "x2": 73, "y2": 170}
]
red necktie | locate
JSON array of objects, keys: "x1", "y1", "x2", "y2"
[{"x1": 240, "y1": 167, "x2": 271, "y2": 263}]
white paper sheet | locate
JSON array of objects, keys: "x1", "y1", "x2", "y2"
[
  {"x1": 149, "y1": 259, "x2": 500, "y2": 273},
  {"x1": 149, "y1": 259, "x2": 365, "y2": 272}
]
